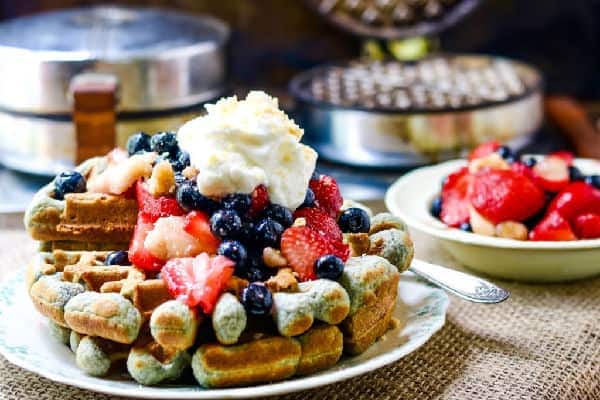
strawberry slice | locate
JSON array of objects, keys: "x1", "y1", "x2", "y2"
[
  {"x1": 183, "y1": 211, "x2": 220, "y2": 254},
  {"x1": 309, "y1": 175, "x2": 343, "y2": 218},
  {"x1": 549, "y1": 151, "x2": 574, "y2": 166},
  {"x1": 162, "y1": 253, "x2": 234, "y2": 314},
  {"x1": 440, "y1": 167, "x2": 472, "y2": 227},
  {"x1": 573, "y1": 213, "x2": 600, "y2": 239},
  {"x1": 470, "y1": 169, "x2": 546, "y2": 224},
  {"x1": 293, "y1": 207, "x2": 342, "y2": 242},
  {"x1": 468, "y1": 141, "x2": 501, "y2": 161},
  {"x1": 529, "y1": 211, "x2": 577, "y2": 241},
  {"x1": 281, "y1": 227, "x2": 337, "y2": 281},
  {"x1": 249, "y1": 184, "x2": 269, "y2": 218},
  {"x1": 136, "y1": 180, "x2": 185, "y2": 222},
  {"x1": 128, "y1": 213, "x2": 165, "y2": 272},
  {"x1": 532, "y1": 155, "x2": 570, "y2": 192},
  {"x1": 546, "y1": 182, "x2": 600, "y2": 222}
]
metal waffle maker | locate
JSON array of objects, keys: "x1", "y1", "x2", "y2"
[
  {"x1": 291, "y1": 0, "x2": 543, "y2": 169},
  {"x1": 0, "y1": 6, "x2": 229, "y2": 176}
]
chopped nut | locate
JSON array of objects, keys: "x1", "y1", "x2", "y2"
[
  {"x1": 496, "y1": 221, "x2": 528, "y2": 240},
  {"x1": 292, "y1": 217, "x2": 306, "y2": 227},
  {"x1": 148, "y1": 160, "x2": 176, "y2": 197},
  {"x1": 263, "y1": 247, "x2": 288, "y2": 268},
  {"x1": 100, "y1": 281, "x2": 123, "y2": 293},
  {"x1": 388, "y1": 317, "x2": 401, "y2": 330},
  {"x1": 468, "y1": 153, "x2": 510, "y2": 174},
  {"x1": 469, "y1": 206, "x2": 496, "y2": 237},
  {"x1": 39, "y1": 263, "x2": 56, "y2": 276},
  {"x1": 182, "y1": 166, "x2": 199, "y2": 180},
  {"x1": 266, "y1": 268, "x2": 299, "y2": 293},
  {"x1": 225, "y1": 276, "x2": 249, "y2": 297},
  {"x1": 344, "y1": 233, "x2": 371, "y2": 256}
]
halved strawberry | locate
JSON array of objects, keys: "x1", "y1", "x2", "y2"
[
  {"x1": 136, "y1": 180, "x2": 184, "y2": 222},
  {"x1": 440, "y1": 167, "x2": 472, "y2": 227},
  {"x1": 309, "y1": 175, "x2": 343, "y2": 218},
  {"x1": 546, "y1": 182, "x2": 600, "y2": 222},
  {"x1": 249, "y1": 184, "x2": 269, "y2": 218},
  {"x1": 128, "y1": 213, "x2": 165, "y2": 273},
  {"x1": 281, "y1": 227, "x2": 333, "y2": 281},
  {"x1": 532, "y1": 155, "x2": 570, "y2": 192},
  {"x1": 183, "y1": 211, "x2": 220, "y2": 254},
  {"x1": 549, "y1": 151, "x2": 574, "y2": 166},
  {"x1": 470, "y1": 169, "x2": 546, "y2": 224},
  {"x1": 162, "y1": 253, "x2": 234, "y2": 314},
  {"x1": 468, "y1": 141, "x2": 501, "y2": 161},
  {"x1": 573, "y1": 213, "x2": 600, "y2": 239},
  {"x1": 529, "y1": 211, "x2": 577, "y2": 241},
  {"x1": 293, "y1": 207, "x2": 342, "y2": 242}
]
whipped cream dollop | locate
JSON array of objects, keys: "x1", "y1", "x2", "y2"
[{"x1": 178, "y1": 91, "x2": 318, "y2": 210}]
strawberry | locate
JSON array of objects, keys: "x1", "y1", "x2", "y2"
[
  {"x1": 546, "y1": 182, "x2": 600, "y2": 222},
  {"x1": 510, "y1": 161, "x2": 534, "y2": 179},
  {"x1": 293, "y1": 207, "x2": 342, "y2": 242},
  {"x1": 183, "y1": 211, "x2": 220, "y2": 254},
  {"x1": 470, "y1": 169, "x2": 546, "y2": 224},
  {"x1": 532, "y1": 155, "x2": 570, "y2": 192},
  {"x1": 573, "y1": 213, "x2": 600, "y2": 239},
  {"x1": 249, "y1": 184, "x2": 269, "y2": 218},
  {"x1": 468, "y1": 141, "x2": 501, "y2": 161},
  {"x1": 281, "y1": 226, "x2": 341, "y2": 281},
  {"x1": 440, "y1": 167, "x2": 472, "y2": 227},
  {"x1": 128, "y1": 213, "x2": 165, "y2": 272},
  {"x1": 309, "y1": 175, "x2": 343, "y2": 218},
  {"x1": 549, "y1": 151, "x2": 574, "y2": 166},
  {"x1": 136, "y1": 180, "x2": 184, "y2": 222},
  {"x1": 162, "y1": 253, "x2": 234, "y2": 314},
  {"x1": 529, "y1": 211, "x2": 577, "y2": 241}
]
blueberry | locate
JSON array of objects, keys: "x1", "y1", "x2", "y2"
[
  {"x1": 300, "y1": 188, "x2": 316, "y2": 208},
  {"x1": 311, "y1": 170, "x2": 321, "y2": 181},
  {"x1": 237, "y1": 220, "x2": 255, "y2": 245},
  {"x1": 218, "y1": 240, "x2": 247, "y2": 267},
  {"x1": 174, "y1": 172, "x2": 188, "y2": 185},
  {"x1": 584, "y1": 175, "x2": 600, "y2": 189},
  {"x1": 497, "y1": 145, "x2": 515, "y2": 161},
  {"x1": 459, "y1": 222, "x2": 472, "y2": 232},
  {"x1": 315, "y1": 255, "x2": 344, "y2": 280},
  {"x1": 523, "y1": 157, "x2": 537, "y2": 168},
  {"x1": 210, "y1": 209, "x2": 243, "y2": 239},
  {"x1": 238, "y1": 259, "x2": 273, "y2": 282},
  {"x1": 568, "y1": 166, "x2": 585, "y2": 181},
  {"x1": 54, "y1": 171, "x2": 86, "y2": 200},
  {"x1": 337, "y1": 208, "x2": 370, "y2": 233},
  {"x1": 253, "y1": 218, "x2": 284, "y2": 248},
  {"x1": 105, "y1": 251, "x2": 131, "y2": 266},
  {"x1": 126, "y1": 132, "x2": 151, "y2": 155},
  {"x1": 150, "y1": 131, "x2": 179, "y2": 157},
  {"x1": 263, "y1": 204, "x2": 293, "y2": 227},
  {"x1": 430, "y1": 196, "x2": 443, "y2": 219},
  {"x1": 222, "y1": 193, "x2": 252, "y2": 215},
  {"x1": 176, "y1": 182, "x2": 218, "y2": 213},
  {"x1": 241, "y1": 283, "x2": 273, "y2": 316},
  {"x1": 171, "y1": 151, "x2": 190, "y2": 172}
]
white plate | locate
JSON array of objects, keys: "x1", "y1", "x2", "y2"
[
  {"x1": 0, "y1": 268, "x2": 448, "y2": 399},
  {"x1": 386, "y1": 158, "x2": 600, "y2": 282}
]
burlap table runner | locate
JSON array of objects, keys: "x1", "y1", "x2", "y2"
[{"x1": 0, "y1": 210, "x2": 598, "y2": 400}]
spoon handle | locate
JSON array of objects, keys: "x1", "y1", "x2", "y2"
[{"x1": 409, "y1": 259, "x2": 510, "y2": 303}]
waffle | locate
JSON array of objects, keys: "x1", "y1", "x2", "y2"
[
  {"x1": 27, "y1": 237, "x2": 407, "y2": 387},
  {"x1": 24, "y1": 156, "x2": 137, "y2": 247}
]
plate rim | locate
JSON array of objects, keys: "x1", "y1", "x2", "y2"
[
  {"x1": 0, "y1": 268, "x2": 448, "y2": 399},
  {"x1": 385, "y1": 158, "x2": 600, "y2": 251}
]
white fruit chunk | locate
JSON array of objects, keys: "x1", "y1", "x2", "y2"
[{"x1": 144, "y1": 216, "x2": 204, "y2": 260}]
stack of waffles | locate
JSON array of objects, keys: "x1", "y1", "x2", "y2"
[{"x1": 23, "y1": 92, "x2": 415, "y2": 388}]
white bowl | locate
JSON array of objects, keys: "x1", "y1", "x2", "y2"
[{"x1": 385, "y1": 158, "x2": 600, "y2": 283}]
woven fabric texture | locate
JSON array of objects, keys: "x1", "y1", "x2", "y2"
[{"x1": 0, "y1": 212, "x2": 598, "y2": 400}]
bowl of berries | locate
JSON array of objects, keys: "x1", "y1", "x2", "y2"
[{"x1": 386, "y1": 141, "x2": 600, "y2": 283}]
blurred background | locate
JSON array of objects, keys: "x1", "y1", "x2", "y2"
[
  {"x1": 1, "y1": 0, "x2": 599, "y2": 209},
  {"x1": 2, "y1": 0, "x2": 599, "y2": 96}
]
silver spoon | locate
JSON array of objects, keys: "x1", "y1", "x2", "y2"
[{"x1": 409, "y1": 259, "x2": 510, "y2": 303}]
